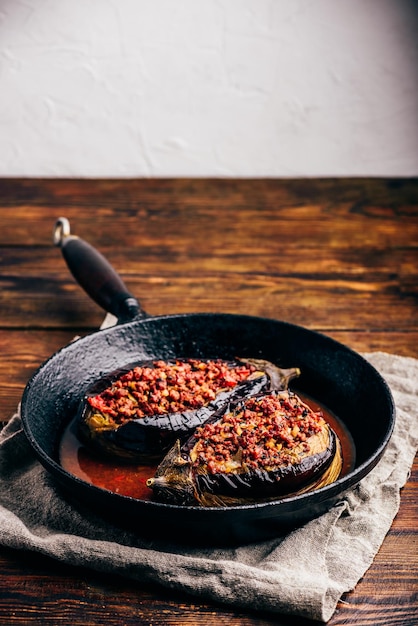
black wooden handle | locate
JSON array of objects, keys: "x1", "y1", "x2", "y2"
[{"x1": 53, "y1": 218, "x2": 142, "y2": 322}]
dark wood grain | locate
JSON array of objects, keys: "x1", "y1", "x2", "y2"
[{"x1": 0, "y1": 177, "x2": 417, "y2": 626}]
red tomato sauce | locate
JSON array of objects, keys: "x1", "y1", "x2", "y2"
[{"x1": 59, "y1": 419, "x2": 157, "y2": 500}]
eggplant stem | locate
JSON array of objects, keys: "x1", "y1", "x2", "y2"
[{"x1": 238, "y1": 359, "x2": 300, "y2": 390}]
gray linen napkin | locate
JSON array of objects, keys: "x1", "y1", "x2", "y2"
[{"x1": 0, "y1": 351, "x2": 417, "y2": 623}]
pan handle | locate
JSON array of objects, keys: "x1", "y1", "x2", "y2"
[{"x1": 53, "y1": 217, "x2": 145, "y2": 322}]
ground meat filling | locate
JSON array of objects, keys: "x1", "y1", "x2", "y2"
[
  {"x1": 191, "y1": 392, "x2": 327, "y2": 474},
  {"x1": 86, "y1": 359, "x2": 256, "y2": 424}
]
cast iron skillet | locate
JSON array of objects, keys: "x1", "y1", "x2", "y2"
[{"x1": 20, "y1": 218, "x2": 395, "y2": 546}]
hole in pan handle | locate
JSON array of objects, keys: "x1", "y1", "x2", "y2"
[{"x1": 53, "y1": 217, "x2": 144, "y2": 323}]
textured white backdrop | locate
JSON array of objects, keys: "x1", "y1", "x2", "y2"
[{"x1": 0, "y1": 0, "x2": 417, "y2": 177}]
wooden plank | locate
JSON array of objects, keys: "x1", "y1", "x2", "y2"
[
  {"x1": 1, "y1": 209, "x2": 417, "y2": 250},
  {"x1": 1, "y1": 273, "x2": 417, "y2": 330},
  {"x1": 1, "y1": 246, "x2": 417, "y2": 279},
  {"x1": 1, "y1": 177, "x2": 417, "y2": 212},
  {"x1": 0, "y1": 178, "x2": 417, "y2": 249}
]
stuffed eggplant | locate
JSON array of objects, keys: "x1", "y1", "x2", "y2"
[
  {"x1": 77, "y1": 358, "x2": 300, "y2": 463},
  {"x1": 146, "y1": 389, "x2": 342, "y2": 505}
]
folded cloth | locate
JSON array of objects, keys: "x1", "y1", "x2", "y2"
[{"x1": 0, "y1": 351, "x2": 417, "y2": 623}]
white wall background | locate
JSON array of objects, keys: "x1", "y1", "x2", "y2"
[{"x1": 1, "y1": 0, "x2": 417, "y2": 177}]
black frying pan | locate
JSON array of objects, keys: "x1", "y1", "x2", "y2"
[{"x1": 20, "y1": 218, "x2": 395, "y2": 545}]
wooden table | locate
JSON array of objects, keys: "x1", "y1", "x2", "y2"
[{"x1": 0, "y1": 178, "x2": 417, "y2": 625}]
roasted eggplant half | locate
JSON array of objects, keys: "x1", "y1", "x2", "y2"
[
  {"x1": 147, "y1": 390, "x2": 342, "y2": 505},
  {"x1": 77, "y1": 358, "x2": 300, "y2": 463}
]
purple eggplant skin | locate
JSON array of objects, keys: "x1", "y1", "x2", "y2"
[
  {"x1": 77, "y1": 370, "x2": 271, "y2": 463},
  {"x1": 194, "y1": 427, "x2": 337, "y2": 500},
  {"x1": 77, "y1": 359, "x2": 300, "y2": 463},
  {"x1": 147, "y1": 426, "x2": 338, "y2": 506},
  {"x1": 147, "y1": 390, "x2": 341, "y2": 506}
]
